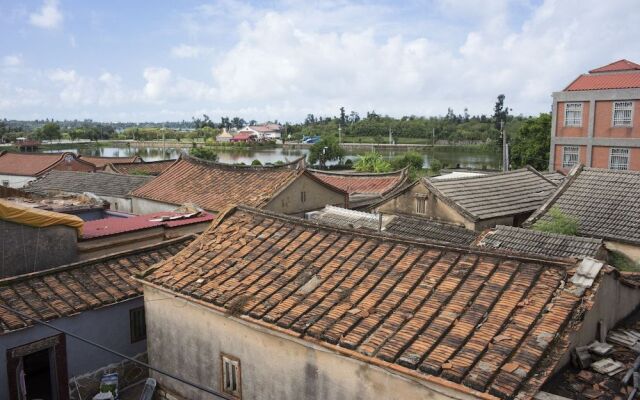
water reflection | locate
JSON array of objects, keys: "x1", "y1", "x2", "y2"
[{"x1": 44, "y1": 145, "x2": 501, "y2": 169}]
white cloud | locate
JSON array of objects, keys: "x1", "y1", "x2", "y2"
[
  {"x1": 171, "y1": 44, "x2": 207, "y2": 59},
  {"x1": 4, "y1": 0, "x2": 640, "y2": 121},
  {"x1": 2, "y1": 54, "x2": 22, "y2": 67},
  {"x1": 48, "y1": 68, "x2": 77, "y2": 83},
  {"x1": 29, "y1": 0, "x2": 63, "y2": 29}
]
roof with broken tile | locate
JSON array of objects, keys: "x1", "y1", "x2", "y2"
[
  {"x1": 0, "y1": 235, "x2": 193, "y2": 334},
  {"x1": 105, "y1": 159, "x2": 176, "y2": 176},
  {"x1": 309, "y1": 168, "x2": 408, "y2": 196},
  {"x1": 79, "y1": 155, "x2": 142, "y2": 169},
  {"x1": 24, "y1": 170, "x2": 154, "y2": 198},
  {"x1": 130, "y1": 154, "x2": 332, "y2": 212},
  {"x1": 141, "y1": 205, "x2": 607, "y2": 399},
  {"x1": 525, "y1": 165, "x2": 640, "y2": 246},
  {"x1": 426, "y1": 167, "x2": 558, "y2": 221},
  {"x1": 307, "y1": 206, "x2": 478, "y2": 245},
  {"x1": 474, "y1": 225, "x2": 604, "y2": 259},
  {"x1": 0, "y1": 151, "x2": 95, "y2": 176}
]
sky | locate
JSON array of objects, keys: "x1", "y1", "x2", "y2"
[{"x1": 1, "y1": 0, "x2": 640, "y2": 123}]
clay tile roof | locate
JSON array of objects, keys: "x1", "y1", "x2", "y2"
[
  {"x1": 0, "y1": 235, "x2": 193, "y2": 334},
  {"x1": 475, "y1": 225, "x2": 604, "y2": 259},
  {"x1": 564, "y1": 59, "x2": 640, "y2": 91},
  {"x1": 307, "y1": 206, "x2": 477, "y2": 246},
  {"x1": 79, "y1": 155, "x2": 142, "y2": 169},
  {"x1": 141, "y1": 205, "x2": 605, "y2": 399},
  {"x1": 81, "y1": 211, "x2": 214, "y2": 239},
  {"x1": 0, "y1": 151, "x2": 84, "y2": 176},
  {"x1": 589, "y1": 59, "x2": 640, "y2": 73},
  {"x1": 24, "y1": 170, "x2": 153, "y2": 197},
  {"x1": 525, "y1": 165, "x2": 640, "y2": 246},
  {"x1": 106, "y1": 159, "x2": 176, "y2": 176},
  {"x1": 309, "y1": 168, "x2": 408, "y2": 196},
  {"x1": 130, "y1": 154, "x2": 306, "y2": 212},
  {"x1": 426, "y1": 167, "x2": 557, "y2": 221}
]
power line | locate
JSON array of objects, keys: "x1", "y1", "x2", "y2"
[{"x1": 0, "y1": 303, "x2": 233, "y2": 400}]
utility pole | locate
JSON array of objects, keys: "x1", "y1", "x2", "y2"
[
  {"x1": 432, "y1": 127, "x2": 435, "y2": 147},
  {"x1": 501, "y1": 120, "x2": 508, "y2": 172},
  {"x1": 389, "y1": 127, "x2": 392, "y2": 145},
  {"x1": 162, "y1": 124, "x2": 166, "y2": 160},
  {"x1": 338, "y1": 124, "x2": 341, "y2": 144}
]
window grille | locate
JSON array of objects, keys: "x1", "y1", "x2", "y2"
[
  {"x1": 609, "y1": 148, "x2": 630, "y2": 170},
  {"x1": 613, "y1": 101, "x2": 633, "y2": 126},
  {"x1": 222, "y1": 355, "x2": 241, "y2": 398},
  {"x1": 129, "y1": 307, "x2": 146, "y2": 343},
  {"x1": 564, "y1": 103, "x2": 583, "y2": 127},
  {"x1": 415, "y1": 195, "x2": 427, "y2": 214},
  {"x1": 562, "y1": 146, "x2": 579, "y2": 168}
]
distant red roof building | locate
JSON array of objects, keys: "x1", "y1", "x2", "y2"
[
  {"x1": 230, "y1": 131, "x2": 256, "y2": 142},
  {"x1": 0, "y1": 151, "x2": 95, "y2": 188},
  {"x1": 550, "y1": 59, "x2": 640, "y2": 172}
]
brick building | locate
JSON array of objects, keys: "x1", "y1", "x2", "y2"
[{"x1": 550, "y1": 59, "x2": 640, "y2": 172}]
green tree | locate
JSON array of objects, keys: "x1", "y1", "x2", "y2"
[
  {"x1": 532, "y1": 207, "x2": 579, "y2": 235},
  {"x1": 510, "y1": 113, "x2": 551, "y2": 171},
  {"x1": 354, "y1": 151, "x2": 392, "y2": 173},
  {"x1": 39, "y1": 122, "x2": 61, "y2": 141},
  {"x1": 429, "y1": 159, "x2": 443, "y2": 175},
  {"x1": 308, "y1": 136, "x2": 345, "y2": 168},
  {"x1": 190, "y1": 147, "x2": 219, "y2": 161}
]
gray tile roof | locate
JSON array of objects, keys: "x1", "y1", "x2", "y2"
[
  {"x1": 426, "y1": 167, "x2": 558, "y2": 221},
  {"x1": 525, "y1": 166, "x2": 640, "y2": 245},
  {"x1": 542, "y1": 171, "x2": 566, "y2": 185},
  {"x1": 474, "y1": 225, "x2": 604, "y2": 259},
  {"x1": 25, "y1": 170, "x2": 154, "y2": 198},
  {"x1": 306, "y1": 206, "x2": 477, "y2": 245},
  {"x1": 385, "y1": 214, "x2": 478, "y2": 245}
]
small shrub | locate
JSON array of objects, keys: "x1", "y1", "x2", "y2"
[
  {"x1": 251, "y1": 159, "x2": 262, "y2": 166},
  {"x1": 609, "y1": 250, "x2": 640, "y2": 272},
  {"x1": 190, "y1": 147, "x2": 218, "y2": 161},
  {"x1": 532, "y1": 207, "x2": 579, "y2": 235},
  {"x1": 429, "y1": 158, "x2": 443, "y2": 174}
]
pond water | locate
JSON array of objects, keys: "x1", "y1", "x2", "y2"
[{"x1": 44, "y1": 145, "x2": 501, "y2": 169}]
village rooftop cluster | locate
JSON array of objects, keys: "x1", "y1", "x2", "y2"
[{"x1": 1, "y1": 59, "x2": 640, "y2": 400}]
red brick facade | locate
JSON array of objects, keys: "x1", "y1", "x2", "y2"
[{"x1": 551, "y1": 59, "x2": 640, "y2": 172}]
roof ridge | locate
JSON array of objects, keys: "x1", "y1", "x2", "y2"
[
  {"x1": 493, "y1": 225, "x2": 603, "y2": 243},
  {"x1": 429, "y1": 167, "x2": 533, "y2": 183},
  {"x1": 589, "y1": 59, "x2": 640, "y2": 73},
  {"x1": 308, "y1": 167, "x2": 407, "y2": 177},
  {"x1": 181, "y1": 152, "x2": 305, "y2": 170},
  {"x1": 0, "y1": 234, "x2": 195, "y2": 286},
  {"x1": 231, "y1": 204, "x2": 577, "y2": 266},
  {"x1": 522, "y1": 164, "x2": 584, "y2": 227}
]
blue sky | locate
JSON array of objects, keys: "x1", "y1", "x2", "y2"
[{"x1": 1, "y1": 0, "x2": 639, "y2": 122}]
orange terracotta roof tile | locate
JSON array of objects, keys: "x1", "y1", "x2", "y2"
[
  {"x1": 589, "y1": 59, "x2": 640, "y2": 73},
  {"x1": 141, "y1": 206, "x2": 602, "y2": 399},
  {"x1": 0, "y1": 235, "x2": 193, "y2": 334},
  {"x1": 0, "y1": 151, "x2": 94, "y2": 176},
  {"x1": 79, "y1": 155, "x2": 142, "y2": 169},
  {"x1": 130, "y1": 154, "x2": 308, "y2": 212},
  {"x1": 309, "y1": 169, "x2": 408, "y2": 196},
  {"x1": 106, "y1": 159, "x2": 176, "y2": 176}
]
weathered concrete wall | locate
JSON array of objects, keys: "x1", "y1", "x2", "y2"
[
  {"x1": 554, "y1": 271, "x2": 640, "y2": 371},
  {"x1": 0, "y1": 219, "x2": 77, "y2": 277},
  {"x1": 266, "y1": 174, "x2": 347, "y2": 216},
  {"x1": 130, "y1": 197, "x2": 178, "y2": 215},
  {"x1": 100, "y1": 195, "x2": 133, "y2": 213},
  {"x1": 374, "y1": 183, "x2": 428, "y2": 215},
  {"x1": 0, "y1": 174, "x2": 36, "y2": 188},
  {"x1": 0, "y1": 297, "x2": 146, "y2": 398},
  {"x1": 144, "y1": 285, "x2": 481, "y2": 400},
  {"x1": 605, "y1": 240, "x2": 640, "y2": 264}
]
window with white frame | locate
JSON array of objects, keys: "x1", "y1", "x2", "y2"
[
  {"x1": 222, "y1": 354, "x2": 241, "y2": 398},
  {"x1": 564, "y1": 103, "x2": 583, "y2": 127},
  {"x1": 609, "y1": 148, "x2": 630, "y2": 170},
  {"x1": 562, "y1": 146, "x2": 579, "y2": 168},
  {"x1": 613, "y1": 101, "x2": 633, "y2": 126},
  {"x1": 415, "y1": 194, "x2": 427, "y2": 215}
]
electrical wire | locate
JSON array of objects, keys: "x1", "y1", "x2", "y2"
[{"x1": 0, "y1": 303, "x2": 233, "y2": 400}]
